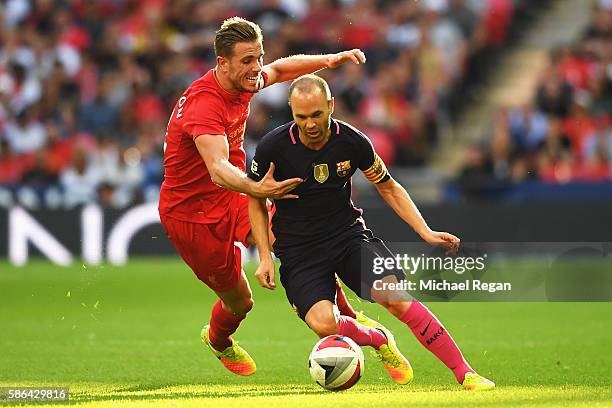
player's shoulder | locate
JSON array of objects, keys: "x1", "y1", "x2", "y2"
[
  {"x1": 335, "y1": 119, "x2": 371, "y2": 145},
  {"x1": 184, "y1": 70, "x2": 227, "y2": 104},
  {"x1": 258, "y1": 122, "x2": 294, "y2": 149},
  {"x1": 189, "y1": 69, "x2": 218, "y2": 91}
]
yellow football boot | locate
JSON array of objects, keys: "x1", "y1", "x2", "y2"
[
  {"x1": 201, "y1": 324, "x2": 256, "y2": 376},
  {"x1": 356, "y1": 312, "x2": 414, "y2": 385},
  {"x1": 462, "y1": 372, "x2": 495, "y2": 391}
]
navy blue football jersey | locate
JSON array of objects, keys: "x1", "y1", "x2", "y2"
[{"x1": 248, "y1": 119, "x2": 389, "y2": 250}]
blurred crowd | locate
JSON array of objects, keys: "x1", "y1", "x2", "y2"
[
  {"x1": 0, "y1": 0, "x2": 522, "y2": 209},
  {"x1": 458, "y1": 0, "x2": 612, "y2": 197}
]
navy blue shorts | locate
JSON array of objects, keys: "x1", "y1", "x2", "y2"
[{"x1": 276, "y1": 220, "x2": 404, "y2": 320}]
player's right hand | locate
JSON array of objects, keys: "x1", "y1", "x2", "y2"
[
  {"x1": 255, "y1": 257, "x2": 276, "y2": 289},
  {"x1": 423, "y1": 230, "x2": 461, "y2": 255},
  {"x1": 255, "y1": 162, "x2": 302, "y2": 200},
  {"x1": 327, "y1": 49, "x2": 367, "y2": 68}
]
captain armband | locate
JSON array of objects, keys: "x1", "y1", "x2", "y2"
[{"x1": 362, "y1": 154, "x2": 389, "y2": 184}]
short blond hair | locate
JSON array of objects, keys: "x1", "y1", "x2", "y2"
[{"x1": 214, "y1": 17, "x2": 263, "y2": 58}]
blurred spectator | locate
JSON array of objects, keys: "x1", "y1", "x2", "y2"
[
  {"x1": 482, "y1": 0, "x2": 514, "y2": 48},
  {"x1": 0, "y1": 139, "x2": 29, "y2": 185},
  {"x1": 0, "y1": 0, "x2": 530, "y2": 207},
  {"x1": 21, "y1": 149, "x2": 59, "y2": 189},
  {"x1": 562, "y1": 94, "x2": 598, "y2": 160},
  {"x1": 4, "y1": 106, "x2": 47, "y2": 154},
  {"x1": 457, "y1": 144, "x2": 495, "y2": 199},
  {"x1": 249, "y1": 0, "x2": 291, "y2": 35},
  {"x1": 336, "y1": 63, "x2": 367, "y2": 115},
  {"x1": 60, "y1": 148, "x2": 102, "y2": 208},
  {"x1": 508, "y1": 105, "x2": 549, "y2": 151},
  {"x1": 77, "y1": 75, "x2": 119, "y2": 134},
  {"x1": 0, "y1": 62, "x2": 42, "y2": 115},
  {"x1": 456, "y1": 1, "x2": 612, "y2": 197},
  {"x1": 535, "y1": 68, "x2": 574, "y2": 118},
  {"x1": 587, "y1": 74, "x2": 612, "y2": 117},
  {"x1": 583, "y1": 0, "x2": 612, "y2": 41},
  {"x1": 97, "y1": 181, "x2": 115, "y2": 208}
]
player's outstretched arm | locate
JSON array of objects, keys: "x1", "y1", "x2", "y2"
[
  {"x1": 374, "y1": 178, "x2": 460, "y2": 253},
  {"x1": 255, "y1": 163, "x2": 302, "y2": 199},
  {"x1": 263, "y1": 49, "x2": 366, "y2": 86},
  {"x1": 195, "y1": 135, "x2": 302, "y2": 199},
  {"x1": 248, "y1": 197, "x2": 276, "y2": 289}
]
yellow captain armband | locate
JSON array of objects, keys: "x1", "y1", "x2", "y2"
[{"x1": 362, "y1": 154, "x2": 388, "y2": 184}]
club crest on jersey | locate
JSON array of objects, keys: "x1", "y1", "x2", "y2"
[
  {"x1": 336, "y1": 160, "x2": 351, "y2": 177},
  {"x1": 314, "y1": 164, "x2": 329, "y2": 183}
]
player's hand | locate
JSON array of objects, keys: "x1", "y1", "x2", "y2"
[
  {"x1": 255, "y1": 256, "x2": 276, "y2": 289},
  {"x1": 422, "y1": 230, "x2": 460, "y2": 255},
  {"x1": 326, "y1": 49, "x2": 366, "y2": 68},
  {"x1": 255, "y1": 162, "x2": 302, "y2": 200}
]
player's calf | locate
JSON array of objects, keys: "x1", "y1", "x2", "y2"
[{"x1": 305, "y1": 301, "x2": 386, "y2": 348}]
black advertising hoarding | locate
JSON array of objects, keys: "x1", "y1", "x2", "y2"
[
  {"x1": 0, "y1": 204, "x2": 171, "y2": 266},
  {"x1": 1, "y1": 202, "x2": 611, "y2": 266}
]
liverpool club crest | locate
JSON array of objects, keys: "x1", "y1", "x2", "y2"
[
  {"x1": 336, "y1": 160, "x2": 351, "y2": 177},
  {"x1": 313, "y1": 163, "x2": 329, "y2": 183}
]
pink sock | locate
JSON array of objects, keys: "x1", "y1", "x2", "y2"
[
  {"x1": 208, "y1": 300, "x2": 245, "y2": 351},
  {"x1": 335, "y1": 279, "x2": 357, "y2": 319},
  {"x1": 337, "y1": 316, "x2": 387, "y2": 349},
  {"x1": 400, "y1": 300, "x2": 473, "y2": 383}
]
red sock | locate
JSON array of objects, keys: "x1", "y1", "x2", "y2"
[
  {"x1": 337, "y1": 316, "x2": 387, "y2": 350},
  {"x1": 335, "y1": 279, "x2": 357, "y2": 319},
  {"x1": 208, "y1": 300, "x2": 245, "y2": 352},
  {"x1": 400, "y1": 300, "x2": 473, "y2": 383}
]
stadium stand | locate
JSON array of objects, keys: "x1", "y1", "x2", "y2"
[
  {"x1": 453, "y1": 0, "x2": 611, "y2": 201},
  {"x1": 0, "y1": 0, "x2": 544, "y2": 208}
]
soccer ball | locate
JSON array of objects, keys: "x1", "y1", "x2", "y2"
[{"x1": 308, "y1": 335, "x2": 364, "y2": 391}]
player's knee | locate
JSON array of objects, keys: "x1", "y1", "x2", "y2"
[
  {"x1": 309, "y1": 316, "x2": 339, "y2": 338},
  {"x1": 240, "y1": 297, "x2": 254, "y2": 315},
  {"x1": 228, "y1": 297, "x2": 254, "y2": 316}
]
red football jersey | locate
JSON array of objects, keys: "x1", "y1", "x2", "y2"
[{"x1": 159, "y1": 69, "x2": 267, "y2": 223}]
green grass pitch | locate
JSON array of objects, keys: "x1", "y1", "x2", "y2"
[{"x1": 1, "y1": 258, "x2": 611, "y2": 407}]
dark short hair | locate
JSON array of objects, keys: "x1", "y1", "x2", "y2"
[
  {"x1": 288, "y1": 74, "x2": 332, "y2": 104},
  {"x1": 214, "y1": 17, "x2": 263, "y2": 58}
]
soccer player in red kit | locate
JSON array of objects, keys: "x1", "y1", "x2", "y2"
[{"x1": 158, "y1": 17, "x2": 366, "y2": 376}]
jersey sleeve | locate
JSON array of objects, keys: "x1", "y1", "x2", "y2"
[
  {"x1": 182, "y1": 93, "x2": 225, "y2": 139},
  {"x1": 356, "y1": 131, "x2": 390, "y2": 184},
  {"x1": 247, "y1": 137, "x2": 273, "y2": 182}
]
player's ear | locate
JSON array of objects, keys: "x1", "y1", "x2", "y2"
[
  {"x1": 288, "y1": 98, "x2": 296, "y2": 118},
  {"x1": 217, "y1": 56, "x2": 229, "y2": 73},
  {"x1": 328, "y1": 97, "x2": 335, "y2": 115}
]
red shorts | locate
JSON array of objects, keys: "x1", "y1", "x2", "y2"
[{"x1": 160, "y1": 194, "x2": 251, "y2": 292}]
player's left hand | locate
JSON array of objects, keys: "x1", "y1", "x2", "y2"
[
  {"x1": 422, "y1": 230, "x2": 460, "y2": 255},
  {"x1": 327, "y1": 49, "x2": 366, "y2": 68},
  {"x1": 255, "y1": 257, "x2": 276, "y2": 290}
]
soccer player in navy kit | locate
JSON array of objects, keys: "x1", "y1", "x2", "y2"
[{"x1": 248, "y1": 75, "x2": 495, "y2": 390}]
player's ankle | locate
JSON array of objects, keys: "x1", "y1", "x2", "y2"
[
  {"x1": 372, "y1": 328, "x2": 388, "y2": 350},
  {"x1": 211, "y1": 338, "x2": 232, "y2": 352},
  {"x1": 458, "y1": 370, "x2": 476, "y2": 384}
]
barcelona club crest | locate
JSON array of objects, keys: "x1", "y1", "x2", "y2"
[
  {"x1": 314, "y1": 163, "x2": 329, "y2": 183},
  {"x1": 336, "y1": 160, "x2": 351, "y2": 177}
]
